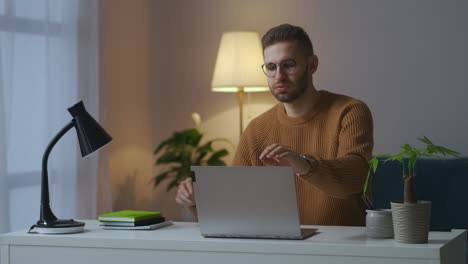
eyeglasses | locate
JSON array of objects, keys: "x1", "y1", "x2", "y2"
[{"x1": 261, "y1": 59, "x2": 298, "y2": 77}]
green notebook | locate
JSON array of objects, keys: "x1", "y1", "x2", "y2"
[{"x1": 98, "y1": 210, "x2": 162, "y2": 222}]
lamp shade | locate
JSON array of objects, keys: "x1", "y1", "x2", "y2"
[
  {"x1": 68, "y1": 101, "x2": 112, "y2": 157},
  {"x1": 211, "y1": 31, "x2": 268, "y2": 92}
]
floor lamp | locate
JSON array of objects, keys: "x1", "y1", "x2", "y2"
[{"x1": 211, "y1": 31, "x2": 268, "y2": 136}]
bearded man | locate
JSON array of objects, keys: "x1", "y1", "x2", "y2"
[{"x1": 176, "y1": 24, "x2": 374, "y2": 226}]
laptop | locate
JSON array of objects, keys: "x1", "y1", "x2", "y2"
[{"x1": 191, "y1": 166, "x2": 317, "y2": 240}]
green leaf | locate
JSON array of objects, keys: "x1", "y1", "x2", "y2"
[
  {"x1": 401, "y1": 144, "x2": 413, "y2": 152},
  {"x1": 206, "y1": 159, "x2": 227, "y2": 166},
  {"x1": 206, "y1": 149, "x2": 229, "y2": 165},
  {"x1": 173, "y1": 129, "x2": 203, "y2": 147},
  {"x1": 156, "y1": 152, "x2": 183, "y2": 164},
  {"x1": 209, "y1": 149, "x2": 229, "y2": 160},
  {"x1": 363, "y1": 168, "x2": 372, "y2": 194},
  {"x1": 417, "y1": 136, "x2": 431, "y2": 145},
  {"x1": 364, "y1": 154, "x2": 389, "y2": 194},
  {"x1": 372, "y1": 158, "x2": 379, "y2": 173},
  {"x1": 171, "y1": 165, "x2": 187, "y2": 172},
  {"x1": 367, "y1": 154, "x2": 389, "y2": 173},
  {"x1": 384, "y1": 153, "x2": 404, "y2": 164},
  {"x1": 196, "y1": 141, "x2": 213, "y2": 153},
  {"x1": 153, "y1": 137, "x2": 174, "y2": 154},
  {"x1": 173, "y1": 167, "x2": 190, "y2": 181},
  {"x1": 438, "y1": 147, "x2": 462, "y2": 158},
  {"x1": 362, "y1": 137, "x2": 465, "y2": 200},
  {"x1": 166, "y1": 179, "x2": 179, "y2": 191},
  {"x1": 419, "y1": 137, "x2": 464, "y2": 160},
  {"x1": 194, "y1": 141, "x2": 213, "y2": 164},
  {"x1": 194, "y1": 152, "x2": 208, "y2": 165},
  {"x1": 154, "y1": 171, "x2": 171, "y2": 186},
  {"x1": 153, "y1": 127, "x2": 231, "y2": 191},
  {"x1": 179, "y1": 149, "x2": 193, "y2": 163}
]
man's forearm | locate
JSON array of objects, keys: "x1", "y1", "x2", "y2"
[{"x1": 300, "y1": 154, "x2": 369, "y2": 198}]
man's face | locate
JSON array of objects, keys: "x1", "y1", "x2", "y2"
[{"x1": 263, "y1": 41, "x2": 313, "y2": 103}]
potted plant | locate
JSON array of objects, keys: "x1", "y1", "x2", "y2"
[
  {"x1": 153, "y1": 113, "x2": 231, "y2": 191},
  {"x1": 363, "y1": 136, "x2": 464, "y2": 243}
]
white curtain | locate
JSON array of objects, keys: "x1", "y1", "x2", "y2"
[{"x1": 0, "y1": 0, "x2": 107, "y2": 233}]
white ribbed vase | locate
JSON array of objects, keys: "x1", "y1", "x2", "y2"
[
  {"x1": 366, "y1": 209, "x2": 394, "y2": 238},
  {"x1": 391, "y1": 201, "x2": 432, "y2": 244}
]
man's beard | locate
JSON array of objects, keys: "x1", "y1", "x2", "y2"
[{"x1": 271, "y1": 71, "x2": 308, "y2": 103}]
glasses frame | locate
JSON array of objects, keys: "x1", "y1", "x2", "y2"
[{"x1": 261, "y1": 59, "x2": 298, "y2": 77}]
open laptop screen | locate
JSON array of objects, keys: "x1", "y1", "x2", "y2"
[{"x1": 192, "y1": 166, "x2": 314, "y2": 239}]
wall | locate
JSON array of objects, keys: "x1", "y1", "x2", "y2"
[
  {"x1": 152, "y1": 0, "x2": 468, "y2": 220},
  {"x1": 101, "y1": 0, "x2": 468, "y2": 221},
  {"x1": 153, "y1": 0, "x2": 468, "y2": 153},
  {"x1": 102, "y1": 0, "x2": 156, "y2": 212}
]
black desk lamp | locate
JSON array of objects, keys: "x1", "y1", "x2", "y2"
[{"x1": 28, "y1": 101, "x2": 112, "y2": 234}]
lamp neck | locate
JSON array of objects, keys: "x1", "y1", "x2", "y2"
[
  {"x1": 40, "y1": 120, "x2": 74, "y2": 223},
  {"x1": 238, "y1": 88, "x2": 244, "y2": 136}
]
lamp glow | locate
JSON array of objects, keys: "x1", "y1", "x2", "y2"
[{"x1": 211, "y1": 31, "x2": 268, "y2": 135}]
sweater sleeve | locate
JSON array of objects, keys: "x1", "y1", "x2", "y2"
[{"x1": 302, "y1": 102, "x2": 373, "y2": 198}]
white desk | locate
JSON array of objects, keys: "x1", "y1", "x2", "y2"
[{"x1": 0, "y1": 220, "x2": 466, "y2": 264}]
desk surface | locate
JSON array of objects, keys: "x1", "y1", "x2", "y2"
[{"x1": 1, "y1": 220, "x2": 466, "y2": 260}]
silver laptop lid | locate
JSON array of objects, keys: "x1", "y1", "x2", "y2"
[{"x1": 192, "y1": 166, "x2": 302, "y2": 238}]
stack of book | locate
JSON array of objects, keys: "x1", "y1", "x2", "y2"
[{"x1": 98, "y1": 210, "x2": 172, "y2": 230}]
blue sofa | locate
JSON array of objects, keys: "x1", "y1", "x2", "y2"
[
  {"x1": 371, "y1": 158, "x2": 468, "y2": 231},
  {"x1": 371, "y1": 158, "x2": 468, "y2": 262}
]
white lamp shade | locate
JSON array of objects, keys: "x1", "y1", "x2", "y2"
[{"x1": 211, "y1": 31, "x2": 269, "y2": 92}]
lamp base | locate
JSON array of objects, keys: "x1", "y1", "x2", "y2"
[{"x1": 29, "y1": 219, "x2": 85, "y2": 234}]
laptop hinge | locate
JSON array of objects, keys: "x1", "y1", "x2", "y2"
[{"x1": 191, "y1": 171, "x2": 196, "y2": 182}]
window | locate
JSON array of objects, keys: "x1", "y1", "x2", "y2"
[{"x1": 0, "y1": 0, "x2": 87, "y2": 232}]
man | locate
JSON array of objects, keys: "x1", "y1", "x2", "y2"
[{"x1": 175, "y1": 24, "x2": 373, "y2": 226}]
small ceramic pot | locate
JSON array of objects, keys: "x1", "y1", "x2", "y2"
[{"x1": 366, "y1": 209, "x2": 394, "y2": 239}]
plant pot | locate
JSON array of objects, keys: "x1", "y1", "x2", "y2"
[
  {"x1": 390, "y1": 200, "x2": 432, "y2": 244},
  {"x1": 366, "y1": 209, "x2": 394, "y2": 238}
]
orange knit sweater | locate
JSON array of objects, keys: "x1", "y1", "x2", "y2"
[{"x1": 232, "y1": 90, "x2": 373, "y2": 226}]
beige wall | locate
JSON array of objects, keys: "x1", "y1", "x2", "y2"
[
  {"x1": 153, "y1": 0, "x2": 468, "y2": 220},
  {"x1": 152, "y1": 0, "x2": 279, "y2": 220},
  {"x1": 102, "y1": 0, "x2": 278, "y2": 220},
  {"x1": 102, "y1": 0, "x2": 156, "y2": 213},
  {"x1": 102, "y1": 0, "x2": 468, "y2": 221}
]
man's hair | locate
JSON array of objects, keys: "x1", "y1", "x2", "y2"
[{"x1": 261, "y1": 24, "x2": 314, "y2": 56}]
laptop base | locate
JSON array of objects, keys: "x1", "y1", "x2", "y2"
[{"x1": 202, "y1": 228, "x2": 318, "y2": 240}]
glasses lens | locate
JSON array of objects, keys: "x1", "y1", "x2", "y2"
[
  {"x1": 262, "y1": 59, "x2": 298, "y2": 77},
  {"x1": 262, "y1": 63, "x2": 277, "y2": 77},
  {"x1": 281, "y1": 59, "x2": 297, "y2": 74}
]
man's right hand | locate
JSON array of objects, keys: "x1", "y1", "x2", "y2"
[{"x1": 175, "y1": 177, "x2": 196, "y2": 207}]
